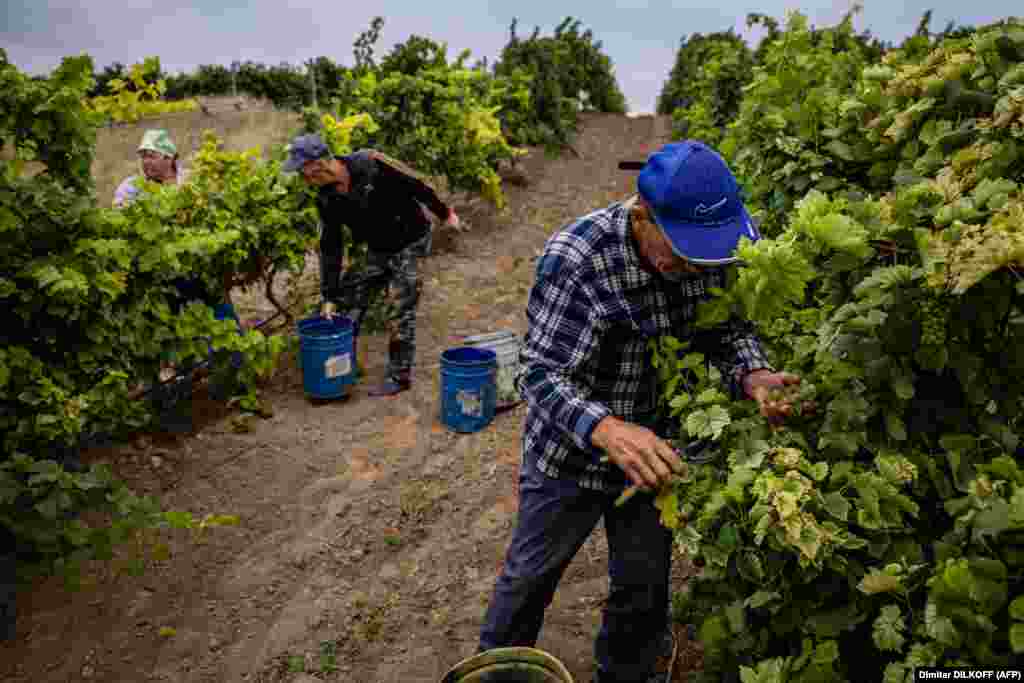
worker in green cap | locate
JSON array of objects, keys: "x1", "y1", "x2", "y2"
[
  {"x1": 115, "y1": 129, "x2": 244, "y2": 396},
  {"x1": 113, "y1": 129, "x2": 185, "y2": 207}
]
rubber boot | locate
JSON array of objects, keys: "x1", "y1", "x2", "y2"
[{"x1": 367, "y1": 370, "x2": 411, "y2": 397}]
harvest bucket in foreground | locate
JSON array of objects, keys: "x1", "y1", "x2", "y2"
[
  {"x1": 297, "y1": 316, "x2": 355, "y2": 400},
  {"x1": 441, "y1": 646, "x2": 575, "y2": 683}
]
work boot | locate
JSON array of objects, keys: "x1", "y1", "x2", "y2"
[
  {"x1": 367, "y1": 371, "x2": 411, "y2": 397},
  {"x1": 591, "y1": 629, "x2": 674, "y2": 683}
]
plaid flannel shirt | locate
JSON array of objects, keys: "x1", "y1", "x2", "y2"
[{"x1": 516, "y1": 197, "x2": 774, "y2": 493}]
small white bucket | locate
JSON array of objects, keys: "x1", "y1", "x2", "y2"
[{"x1": 461, "y1": 330, "x2": 523, "y2": 409}]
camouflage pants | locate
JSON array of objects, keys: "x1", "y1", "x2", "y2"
[{"x1": 337, "y1": 232, "x2": 431, "y2": 378}]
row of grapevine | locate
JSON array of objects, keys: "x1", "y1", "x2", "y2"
[
  {"x1": 1, "y1": 13, "x2": 619, "y2": 588},
  {"x1": 658, "y1": 12, "x2": 1024, "y2": 681},
  {"x1": 94, "y1": 16, "x2": 627, "y2": 152},
  {"x1": 86, "y1": 57, "x2": 199, "y2": 123},
  {"x1": 655, "y1": 29, "x2": 753, "y2": 148}
]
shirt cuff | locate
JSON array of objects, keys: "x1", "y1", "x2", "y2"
[
  {"x1": 573, "y1": 401, "x2": 612, "y2": 455},
  {"x1": 734, "y1": 362, "x2": 775, "y2": 400}
]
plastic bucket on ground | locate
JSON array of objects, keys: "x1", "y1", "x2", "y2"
[
  {"x1": 298, "y1": 316, "x2": 356, "y2": 400},
  {"x1": 441, "y1": 647, "x2": 574, "y2": 683},
  {"x1": 440, "y1": 346, "x2": 497, "y2": 433},
  {"x1": 461, "y1": 330, "x2": 523, "y2": 410}
]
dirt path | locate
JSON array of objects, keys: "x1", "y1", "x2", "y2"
[{"x1": 1, "y1": 113, "x2": 700, "y2": 683}]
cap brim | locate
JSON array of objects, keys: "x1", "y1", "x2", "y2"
[{"x1": 651, "y1": 205, "x2": 760, "y2": 266}]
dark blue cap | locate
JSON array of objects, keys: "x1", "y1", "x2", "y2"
[
  {"x1": 637, "y1": 141, "x2": 759, "y2": 265},
  {"x1": 282, "y1": 134, "x2": 330, "y2": 172}
]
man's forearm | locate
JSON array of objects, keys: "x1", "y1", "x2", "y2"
[
  {"x1": 318, "y1": 226, "x2": 345, "y2": 300},
  {"x1": 518, "y1": 365, "x2": 611, "y2": 455}
]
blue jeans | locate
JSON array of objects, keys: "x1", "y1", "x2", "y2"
[{"x1": 479, "y1": 449, "x2": 673, "y2": 682}]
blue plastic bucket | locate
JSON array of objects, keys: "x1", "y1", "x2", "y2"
[
  {"x1": 211, "y1": 302, "x2": 244, "y2": 367},
  {"x1": 440, "y1": 347, "x2": 497, "y2": 433},
  {"x1": 207, "y1": 302, "x2": 246, "y2": 401},
  {"x1": 298, "y1": 316, "x2": 356, "y2": 400}
]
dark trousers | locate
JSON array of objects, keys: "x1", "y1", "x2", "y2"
[
  {"x1": 479, "y1": 449, "x2": 673, "y2": 682},
  {"x1": 338, "y1": 232, "x2": 431, "y2": 378}
]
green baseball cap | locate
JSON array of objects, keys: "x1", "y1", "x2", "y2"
[{"x1": 138, "y1": 129, "x2": 177, "y2": 157}]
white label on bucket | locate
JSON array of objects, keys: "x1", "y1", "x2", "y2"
[
  {"x1": 456, "y1": 390, "x2": 483, "y2": 417},
  {"x1": 324, "y1": 353, "x2": 351, "y2": 379}
]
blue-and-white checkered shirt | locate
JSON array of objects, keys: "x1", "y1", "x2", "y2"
[{"x1": 515, "y1": 197, "x2": 774, "y2": 493}]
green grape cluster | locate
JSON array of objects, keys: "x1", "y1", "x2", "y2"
[{"x1": 919, "y1": 291, "x2": 950, "y2": 346}]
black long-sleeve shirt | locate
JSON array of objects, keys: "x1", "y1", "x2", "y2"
[{"x1": 317, "y1": 150, "x2": 449, "y2": 301}]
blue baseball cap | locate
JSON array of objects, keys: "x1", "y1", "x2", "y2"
[
  {"x1": 637, "y1": 141, "x2": 759, "y2": 265},
  {"x1": 282, "y1": 133, "x2": 330, "y2": 172}
]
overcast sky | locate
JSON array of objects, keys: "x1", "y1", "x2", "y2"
[{"x1": 2, "y1": 1, "x2": 1021, "y2": 112}]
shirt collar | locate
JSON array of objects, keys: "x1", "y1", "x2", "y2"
[{"x1": 617, "y1": 195, "x2": 656, "y2": 289}]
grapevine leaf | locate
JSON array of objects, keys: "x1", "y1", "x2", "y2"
[
  {"x1": 718, "y1": 524, "x2": 740, "y2": 550},
  {"x1": 872, "y1": 604, "x2": 906, "y2": 652},
  {"x1": 972, "y1": 499, "x2": 1011, "y2": 542},
  {"x1": 669, "y1": 393, "x2": 692, "y2": 412},
  {"x1": 821, "y1": 492, "x2": 851, "y2": 521},
  {"x1": 732, "y1": 237, "x2": 816, "y2": 324},
  {"x1": 805, "y1": 602, "x2": 866, "y2": 638},
  {"x1": 685, "y1": 405, "x2": 731, "y2": 440},
  {"x1": 924, "y1": 602, "x2": 961, "y2": 647},
  {"x1": 885, "y1": 413, "x2": 908, "y2": 442},
  {"x1": 34, "y1": 494, "x2": 60, "y2": 520},
  {"x1": 883, "y1": 663, "x2": 908, "y2": 683},
  {"x1": 853, "y1": 265, "x2": 915, "y2": 299},
  {"x1": 745, "y1": 591, "x2": 780, "y2": 609},
  {"x1": 891, "y1": 369, "x2": 915, "y2": 401},
  {"x1": 1010, "y1": 596, "x2": 1024, "y2": 621},
  {"x1": 825, "y1": 140, "x2": 855, "y2": 161},
  {"x1": 1011, "y1": 624, "x2": 1024, "y2": 655},
  {"x1": 696, "y1": 388, "x2": 728, "y2": 405},
  {"x1": 725, "y1": 600, "x2": 746, "y2": 633},
  {"x1": 0, "y1": 472, "x2": 21, "y2": 505},
  {"x1": 1011, "y1": 489, "x2": 1024, "y2": 527},
  {"x1": 807, "y1": 462, "x2": 829, "y2": 482},
  {"x1": 654, "y1": 488, "x2": 682, "y2": 530},
  {"x1": 858, "y1": 570, "x2": 902, "y2": 595},
  {"x1": 162, "y1": 511, "x2": 195, "y2": 529},
  {"x1": 741, "y1": 658, "x2": 788, "y2": 683}
]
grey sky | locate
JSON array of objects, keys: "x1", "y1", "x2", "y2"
[{"x1": 3, "y1": 1, "x2": 1021, "y2": 113}]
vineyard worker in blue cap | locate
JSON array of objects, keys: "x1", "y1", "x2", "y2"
[
  {"x1": 284, "y1": 133, "x2": 460, "y2": 397},
  {"x1": 477, "y1": 141, "x2": 802, "y2": 683}
]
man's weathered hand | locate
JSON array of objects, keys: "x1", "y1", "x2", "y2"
[
  {"x1": 591, "y1": 416, "x2": 684, "y2": 491},
  {"x1": 744, "y1": 370, "x2": 802, "y2": 426},
  {"x1": 444, "y1": 208, "x2": 461, "y2": 230}
]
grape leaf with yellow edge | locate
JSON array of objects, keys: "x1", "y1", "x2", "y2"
[
  {"x1": 858, "y1": 569, "x2": 903, "y2": 595},
  {"x1": 654, "y1": 488, "x2": 683, "y2": 530}
]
